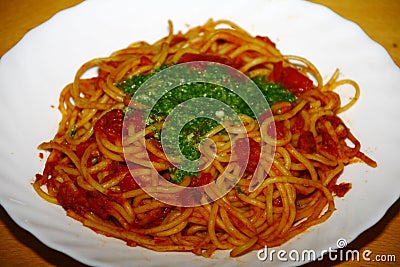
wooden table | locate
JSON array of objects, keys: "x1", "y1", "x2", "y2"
[{"x1": 0, "y1": 0, "x2": 399, "y2": 266}]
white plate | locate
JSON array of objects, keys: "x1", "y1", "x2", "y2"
[{"x1": 1, "y1": 0, "x2": 399, "y2": 266}]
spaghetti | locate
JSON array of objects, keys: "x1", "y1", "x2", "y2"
[{"x1": 34, "y1": 19, "x2": 377, "y2": 257}]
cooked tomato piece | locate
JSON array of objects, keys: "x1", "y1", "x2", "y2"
[
  {"x1": 57, "y1": 181, "x2": 112, "y2": 220},
  {"x1": 255, "y1": 35, "x2": 277, "y2": 48},
  {"x1": 94, "y1": 109, "x2": 124, "y2": 143},
  {"x1": 269, "y1": 61, "x2": 313, "y2": 95},
  {"x1": 331, "y1": 182, "x2": 352, "y2": 197},
  {"x1": 298, "y1": 131, "x2": 317, "y2": 153},
  {"x1": 190, "y1": 172, "x2": 214, "y2": 187}
]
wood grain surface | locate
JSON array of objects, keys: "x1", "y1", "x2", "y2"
[{"x1": 0, "y1": 0, "x2": 399, "y2": 266}]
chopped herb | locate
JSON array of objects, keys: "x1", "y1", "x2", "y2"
[
  {"x1": 169, "y1": 167, "x2": 197, "y2": 184},
  {"x1": 119, "y1": 64, "x2": 296, "y2": 164},
  {"x1": 69, "y1": 125, "x2": 78, "y2": 138},
  {"x1": 236, "y1": 186, "x2": 245, "y2": 194},
  {"x1": 252, "y1": 75, "x2": 296, "y2": 105}
]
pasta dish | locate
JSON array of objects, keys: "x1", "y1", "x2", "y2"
[{"x1": 34, "y1": 19, "x2": 376, "y2": 257}]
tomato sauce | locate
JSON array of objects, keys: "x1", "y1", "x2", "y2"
[
  {"x1": 331, "y1": 182, "x2": 352, "y2": 197},
  {"x1": 232, "y1": 138, "x2": 261, "y2": 174},
  {"x1": 94, "y1": 109, "x2": 124, "y2": 143},
  {"x1": 57, "y1": 181, "x2": 112, "y2": 220},
  {"x1": 189, "y1": 172, "x2": 214, "y2": 187},
  {"x1": 269, "y1": 61, "x2": 313, "y2": 95},
  {"x1": 75, "y1": 137, "x2": 96, "y2": 158},
  {"x1": 255, "y1": 35, "x2": 277, "y2": 48},
  {"x1": 298, "y1": 131, "x2": 317, "y2": 153},
  {"x1": 134, "y1": 207, "x2": 171, "y2": 228}
]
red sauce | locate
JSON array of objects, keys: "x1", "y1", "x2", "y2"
[
  {"x1": 169, "y1": 35, "x2": 188, "y2": 47},
  {"x1": 139, "y1": 56, "x2": 153, "y2": 66},
  {"x1": 269, "y1": 61, "x2": 313, "y2": 95},
  {"x1": 274, "y1": 121, "x2": 287, "y2": 140},
  {"x1": 331, "y1": 182, "x2": 352, "y2": 197},
  {"x1": 318, "y1": 131, "x2": 339, "y2": 158},
  {"x1": 94, "y1": 109, "x2": 124, "y2": 143},
  {"x1": 246, "y1": 138, "x2": 261, "y2": 173},
  {"x1": 232, "y1": 138, "x2": 261, "y2": 173},
  {"x1": 134, "y1": 207, "x2": 171, "y2": 228},
  {"x1": 273, "y1": 196, "x2": 283, "y2": 207},
  {"x1": 75, "y1": 137, "x2": 96, "y2": 158},
  {"x1": 255, "y1": 35, "x2": 277, "y2": 48},
  {"x1": 57, "y1": 181, "x2": 112, "y2": 219},
  {"x1": 298, "y1": 131, "x2": 317, "y2": 153},
  {"x1": 290, "y1": 115, "x2": 305, "y2": 134},
  {"x1": 189, "y1": 172, "x2": 214, "y2": 187},
  {"x1": 319, "y1": 115, "x2": 348, "y2": 138},
  {"x1": 119, "y1": 173, "x2": 140, "y2": 192},
  {"x1": 123, "y1": 110, "x2": 145, "y2": 134},
  {"x1": 97, "y1": 61, "x2": 120, "y2": 83},
  {"x1": 99, "y1": 164, "x2": 140, "y2": 193},
  {"x1": 274, "y1": 103, "x2": 293, "y2": 115}
]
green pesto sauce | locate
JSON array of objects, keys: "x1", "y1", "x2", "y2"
[
  {"x1": 118, "y1": 65, "x2": 295, "y2": 184},
  {"x1": 168, "y1": 168, "x2": 197, "y2": 185}
]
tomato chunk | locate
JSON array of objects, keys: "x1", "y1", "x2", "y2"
[
  {"x1": 94, "y1": 109, "x2": 124, "y2": 143},
  {"x1": 57, "y1": 182, "x2": 112, "y2": 220},
  {"x1": 269, "y1": 61, "x2": 313, "y2": 95},
  {"x1": 298, "y1": 131, "x2": 317, "y2": 153},
  {"x1": 190, "y1": 172, "x2": 214, "y2": 187}
]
